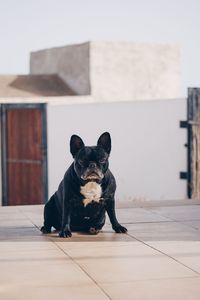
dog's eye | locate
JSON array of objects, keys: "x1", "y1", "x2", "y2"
[
  {"x1": 78, "y1": 160, "x2": 84, "y2": 166},
  {"x1": 99, "y1": 159, "x2": 106, "y2": 164}
]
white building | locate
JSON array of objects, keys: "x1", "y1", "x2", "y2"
[{"x1": 0, "y1": 41, "x2": 188, "y2": 206}]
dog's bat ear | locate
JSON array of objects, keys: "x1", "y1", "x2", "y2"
[
  {"x1": 97, "y1": 132, "x2": 111, "y2": 154},
  {"x1": 70, "y1": 135, "x2": 84, "y2": 157}
]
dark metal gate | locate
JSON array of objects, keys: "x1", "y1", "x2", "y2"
[{"x1": 187, "y1": 88, "x2": 200, "y2": 199}]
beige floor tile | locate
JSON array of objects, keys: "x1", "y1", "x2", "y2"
[
  {"x1": 1, "y1": 204, "x2": 200, "y2": 299},
  {"x1": 149, "y1": 205, "x2": 200, "y2": 221},
  {"x1": 18, "y1": 205, "x2": 44, "y2": 224},
  {"x1": 0, "y1": 227, "x2": 45, "y2": 241},
  {"x1": 56, "y1": 240, "x2": 139, "y2": 251},
  {"x1": 147, "y1": 241, "x2": 200, "y2": 255},
  {"x1": 101, "y1": 277, "x2": 200, "y2": 300},
  {"x1": 0, "y1": 213, "x2": 27, "y2": 221},
  {"x1": 17, "y1": 205, "x2": 44, "y2": 214},
  {"x1": 0, "y1": 283, "x2": 109, "y2": 300},
  {"x1": 181, "y1": 220, "x2": 200, "y2": 230},
  {"x1": 0, "y1": 206, "x2": 20, "y2": 213},
  {"x1": 147, "y1": 241, "x2": 200, "y2": 273},
  {"x1": 128, "y1": 222, "x2": 200, "y2": 241},
  {"x1": 57, "y1": 240, "x2": 148, "y2": 254},
  {"x1": 60, "y1": 242, "x2": 196, "y2": 283},
  {"x1": 0, "y1": 219, "x2": 33, "y2": 227},
  {"x1": 113, "y1": 208, "x2": 171, "y2": 223},
  {"x1": 0, "y1": 255, "x2": 92, "y2": 286},
  {"x1": 0, "y1": 248, "x2": 69, "y2": 261},
  {"x1": 74, "y1": 255, "x2": 195, "y2": 283},
  {"x1": 180, "y1": 257, "x2": 200, "y2": 273},
  {"x1": 0, "y1": 241, "x2": 57, "y2": 252}
]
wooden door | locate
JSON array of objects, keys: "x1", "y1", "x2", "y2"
[
  {"x1": 1, "y1": 104, "x2": 48, "y2": 206},
  {"x1": 188, "y1": 88, "x2": 200, "y2": 199}
]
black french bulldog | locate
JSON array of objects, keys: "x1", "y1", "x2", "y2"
[{"x1": 41, "y1": 132, "x2": 127, "y2": 238}]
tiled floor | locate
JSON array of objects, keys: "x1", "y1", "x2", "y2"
[{"x1": 1, "y1": 203, "x2": 200, "y2": 299}]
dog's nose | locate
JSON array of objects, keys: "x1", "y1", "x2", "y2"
[{"x1": 89, "y1": 162, "x2": 96, "y2": 169}]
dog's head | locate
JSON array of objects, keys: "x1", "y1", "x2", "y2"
[{"x1": 70, "y1": 132, "x2": 111, "y2": 182}]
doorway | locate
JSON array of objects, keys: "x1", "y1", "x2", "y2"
[{"x1": 1, "y1": 103, "x2": 48, "y2": 205}]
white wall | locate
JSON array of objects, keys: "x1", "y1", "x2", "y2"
[
  {"x1": 90, "y1": 41, "x2": 181, "y2": 101},
  {"x1": 47, "y1": 98, "x2": 187, "y2": 202}
]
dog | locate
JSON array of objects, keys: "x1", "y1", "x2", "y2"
[{"x1": 41, "y1": 132, "x2": 127, "y2": 238}]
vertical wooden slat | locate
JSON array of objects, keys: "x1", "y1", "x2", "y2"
[
  {"x1": 188, "y1": 88, "x2": 200, "y2": 199},
  {"x1": 8, "y1": 163, "x2": 43, "y2": 205},
  {"x1": 1, "y1": 105, "x2": 8, "y2": 206},
  {"x1": 191, "y1": 125, "x2": 200, "y2": 199},
  {"x1": 7, "y1": 109, "x2": 42, "y2": 160}
]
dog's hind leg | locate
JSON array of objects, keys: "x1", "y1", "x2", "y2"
[{"x1": 41, "y1": 195, "x2": 60, "y2": 234}]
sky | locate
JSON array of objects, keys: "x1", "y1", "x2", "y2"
[{"x1": 0, "y1": 0, "x2": 200, "y2": 96}]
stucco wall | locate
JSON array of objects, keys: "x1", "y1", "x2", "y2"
[
  {"x1": 30, "y1": 42, "x2": 90, "y2": 95},
  {"x1": 90, "y1": 41, "x2": 181, "y2": 101},
  {"x1": 47, "y1": 98, "x2": 187, "y2": 203}
]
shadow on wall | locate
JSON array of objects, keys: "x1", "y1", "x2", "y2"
[{"x1": 9, "y1": 74, "x2": 76, "y2": 96}]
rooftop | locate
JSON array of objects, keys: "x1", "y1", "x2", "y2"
[
  {"x1": 1, "y1": 202, "x2": 200, "y2": 299},
  {"x1": 0, "y1": 74, "x2": 76, "y2": 97}
]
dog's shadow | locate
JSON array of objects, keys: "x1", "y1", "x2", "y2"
[{"x1": 44, "y1": 229, "x2": 130, "y2": 242}]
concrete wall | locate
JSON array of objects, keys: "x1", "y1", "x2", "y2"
[
  {"x1": 90, "y1": 42, "x2": 181, "y2": 101},
  {"x1": 30, "y1": 42, "x2": 90, "y2": 95},
  {"x1": 30, "y1": 41, "x2": 181, "y2": 102},
  {"x1": 47, "y1": 98, "x2": 187, "y2": 202}
]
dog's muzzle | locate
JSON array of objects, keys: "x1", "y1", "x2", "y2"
[{"x1": 81, "y1": 170, "x2": 104, "y2": 181}]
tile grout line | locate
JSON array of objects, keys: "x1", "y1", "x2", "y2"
[
  {"x1": 17, "y1": 208, "x2": 112, "y2": 300},
  {"x1": 99, "y1": 275, "x2": 200, "y2": 285},
  {"x1": 145, "y1": 208, "x2": 200, "y2": 232},
  {"x1": 178, "y1": 221, "x2": 200, "y2": 231},
  {"x1": 17, "y1": 207, "x2": 46, "y2": 232},
  {"x1": 18, "y1": 207, "x2": 200, "y2": 286},
  {"x1": 144, "y1": 208, "x2": 177, "y2": 222},
  {"x1": 127, "y1": 232, "x2": 200, "y2": 276},
  {"x1": 145, "y1": 207, "x2": 200, "y2": 224},
  {"x1": 53, "y1": 241, "x2": 112, "y2": 300},
  {"x1": 121, "y1": 220, "x2": 173, "y2": 224}
]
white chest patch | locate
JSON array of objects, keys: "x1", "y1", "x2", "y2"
[{"x1": 80, "y1": 182, "x2": 102, "y2": 207}]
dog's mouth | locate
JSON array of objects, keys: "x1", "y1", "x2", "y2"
[{"x1": 81, "y1": 171, "x2": 104, "y2": 181}]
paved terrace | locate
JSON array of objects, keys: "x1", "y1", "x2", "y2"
[{"x1": 1, "y1": 202, "x2": 200, "y2": 299}]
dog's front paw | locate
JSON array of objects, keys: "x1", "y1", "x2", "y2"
[
  {"x1": 113, "y1": 224, "x2": 128, "y2": 233},
  {"x1": 41, "y1": 226, "x2": 51, "y2": 234},
  {"x1": 59, "y1": 229, "x2": 72, "y2": 238}
]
